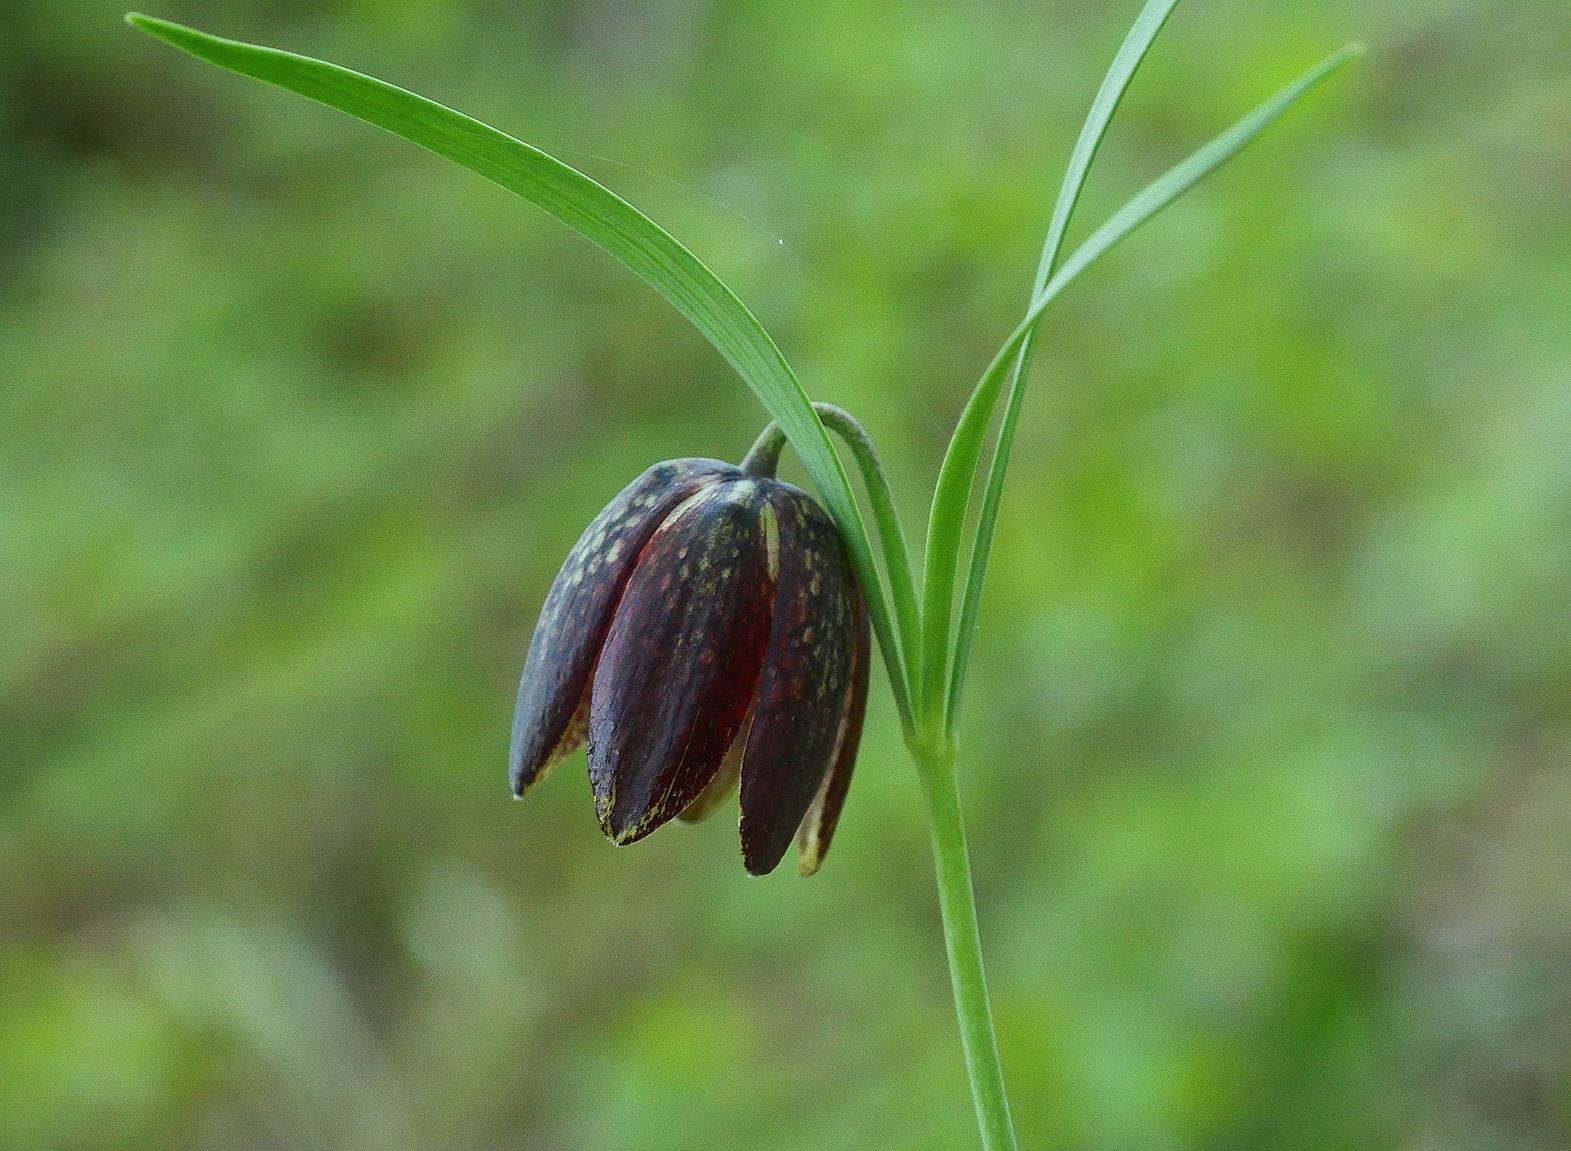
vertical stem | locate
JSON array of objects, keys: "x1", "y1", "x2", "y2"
[{"x1": 914, "y1": 740, "x2": 1018, "y2": 1151}]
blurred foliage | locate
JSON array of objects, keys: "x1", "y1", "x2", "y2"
[{"x1": 3, "y1": 1, "x2": 1570, "y2": 1148}]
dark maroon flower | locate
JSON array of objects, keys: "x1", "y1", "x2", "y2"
[{"x1": 510, "y1": 458, "x2": 870, "y2": 876}]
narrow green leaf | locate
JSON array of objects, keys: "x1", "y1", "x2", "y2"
[
  {"x1": 1037, "y1": 0, "x2": 1185, "y2": 300},
  {"x1": 948, "y1": 0, "x2": 1183, "y2": 728},
  {"x1": 923, "y1": 42, "x2": 1363, "y2": 732},
  {"x1": 1041, "y1": 45, "x2": 1362, "y2": 315},
  {"x1": 125, "y1": 13, "x2": 917, "y2": 727}
]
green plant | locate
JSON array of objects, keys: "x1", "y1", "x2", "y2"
[{"x1": 128, "y1": 6, "x2": 1360, "y2": 1146}]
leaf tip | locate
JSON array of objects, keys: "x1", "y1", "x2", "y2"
[
  {"x1": 1331, "y1": 40, "x2": 1368, "y2": 68},
  {"x1": 125, "y1": 12, "x2": 170, "y2": 38},
  {"x1": 124, "y1": 12, "x2": 199, "y2": 48}
]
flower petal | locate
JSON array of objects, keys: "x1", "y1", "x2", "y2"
[
  {"x1": 589, "y1": 480, "x2": 774, "y2": 844},
  {"x1": 675, "y1": 710, "x2": 749, "y2": 825},
  {"x1": 738, "y1": 483, "x2": 860, "y2": 876},
  {"x1": 796, "y1": 593, "x2": 869, "y2": 876},
  {"x1": 509, "y1": 458, "x2": 737, "y2": 796}
]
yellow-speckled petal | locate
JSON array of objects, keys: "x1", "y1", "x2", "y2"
[
  {"x1": 510, "y1": 458, "x2": 736, "y2": 796},
  {"x1": 738, "y1": 482, "x2": 860, "y2": 876},
  {"x1": 588, "y1": 480, "x2": 775, "y2": 845}
]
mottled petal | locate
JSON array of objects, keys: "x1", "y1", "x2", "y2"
[
  {"x1": 738, "y1": 483, "x2": 859, "y2": 876},
  {"x1": 796, "y1": 593, "x2": 869, "y2": 875},
  {"x1": 510, "y1": 458, "x2": 738, "y2": 796},
  {"x1": 589, "y1": 480, "x2": 774, "y2": 844}
]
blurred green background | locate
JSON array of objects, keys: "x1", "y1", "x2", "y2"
[{"x1": 4, "y1": 1, "x2": 1569, "y2": 1148}]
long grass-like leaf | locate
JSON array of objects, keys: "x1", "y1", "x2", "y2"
[
  {"x1": 1038, "y1": 0, "x2": 1186, "y2": 301},
  {"x1": 126, "y1": 13, "x2": 918, "y2": 727},
  {"x1": 947, "y1": 0, "x2": 1183, "y2": 728},
  {"x1": 922, "y1": 42, "x2": 1363, "y2": 731}
]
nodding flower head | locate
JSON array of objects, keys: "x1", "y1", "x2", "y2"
[{"x1": 509, "y1": 456, "x2": 869, "y2": 876}]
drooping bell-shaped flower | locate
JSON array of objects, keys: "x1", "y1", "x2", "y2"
[{"x1": 510, "y1": 457, "x2": 869, "y2": 876}]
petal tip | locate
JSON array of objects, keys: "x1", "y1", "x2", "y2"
[
  {"x1": 606, "y1": 817, "x2": 656, "y2": 847},
  {"x1": 595, "y1": 789, "x2": 656, "y2": 846},
  {"x1": 740, "y1": 841, "x2": 784, "y2": 877}
]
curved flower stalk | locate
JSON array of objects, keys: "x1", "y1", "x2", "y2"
[{"x1": 129, "y1": 9, "x2": 1360, "y2": 1148}]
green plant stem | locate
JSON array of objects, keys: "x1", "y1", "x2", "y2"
[
  {"x1": 913, "y1": 736, "x2": 1017, "y2": 1151},
  {"x1": 814, "y1": 403, "x2": 924, "y2": 688},
  {"x1": 740, "y1": 422, "x2": 788, "y2": 475}
]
